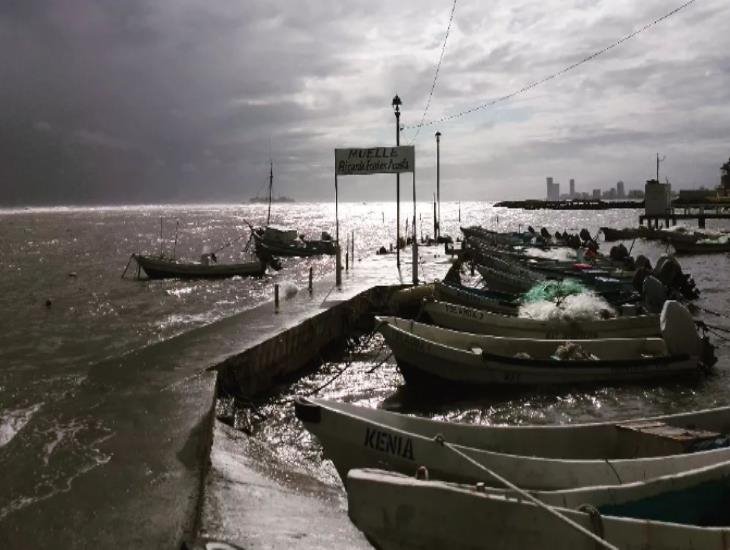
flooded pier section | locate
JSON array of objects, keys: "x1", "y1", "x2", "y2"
[
  {"x1": 198, "y1": 251, "x2": 452, "y2": 549},
  {"x1": 0, "y1": 248, "x2": 451, "y2": 549}
]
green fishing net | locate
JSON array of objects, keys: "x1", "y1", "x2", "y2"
[{"x1": 522, "y1": 279, "x2": 587, "y2": 303}]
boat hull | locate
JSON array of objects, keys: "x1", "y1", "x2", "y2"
[
  {"x1": 673, "y1": 240, "x2": 730, "y2": 254},
  {"x1": 347, "y1": 469, "x2": 730, "y2": 550},
  {"x1": 253, "y1": 233, "x2": 336, "y2": 257},
  {"x1": 424, "y1": 300, "x2": 660, "y2": 339},
  {"x1": 377, "y1": 318, "x2": 697, "y2": 386},
  {"x1": 294, "y1": 397, "x2": 730, "y2": 490},
  {"x1": 134, "y1": 255, "x2": 265, "y2": 279}
]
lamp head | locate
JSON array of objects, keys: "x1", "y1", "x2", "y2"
[{"x1": 391, "y1": 94, "x2": 402, "y2": 112}]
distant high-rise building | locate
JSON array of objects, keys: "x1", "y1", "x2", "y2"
[
  {"x1": 592, "y1": 189, "x2": 601, "y2": 199},
  {"x1": 616, "y1": 180, "x2": 625, "y2": 199},
  {"x1": 569, "y1": 179, "x2": 575, "y2": 198},
  {"x1": 546, "y1": 177, "x2": 560, "y2": 201}
]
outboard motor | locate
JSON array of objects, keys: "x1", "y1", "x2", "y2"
[
  {"x1": 554, "y1": 231, "x2": 562, "y2": 240},
  {"x1": 643, "y1": 275, "x2": 668, "y2": 314},
  {"x1": 661, "y1": 300, "x2": 715, "y2": 369},
  {"x1": 661, "y1": 300, "x2": 701, "y2": 357},
  {"x1": 635, "y1": 255, "x2": 652, "y2": 271},
  {"x1": 579, "y1": 228, "x2": 592, "y2": 243},
  {"x1": 527, "y1": 226, "x2": 535, "y2": 234},
  {"x1": 540, "y1": 227, "x2": 551, "y2": 240}
]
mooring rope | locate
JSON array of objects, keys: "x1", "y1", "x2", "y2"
[{"x1": 436, "y1": 436, "x2": 618, "y2": 550}]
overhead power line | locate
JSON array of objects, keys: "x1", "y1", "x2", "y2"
[
  {"x1": 404, "y1": 0, "x2": 697, "y2": 131},
  {"x1": 410, "y1": 0, "x2": 458, "y2": 143}
]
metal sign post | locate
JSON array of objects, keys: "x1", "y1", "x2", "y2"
[{"x1": 334, "y1": 146, "x2": 418, "y2": 285}]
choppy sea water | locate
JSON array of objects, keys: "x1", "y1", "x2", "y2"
[{"x1": 1, "y1": 202, "x2": 729, "y2": 521}]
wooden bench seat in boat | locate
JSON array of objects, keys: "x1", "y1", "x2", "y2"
[{"x1": 615, "y1": 420, "x2": 722, "y2": 458}]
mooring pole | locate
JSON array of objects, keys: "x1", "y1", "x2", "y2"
[
  {"x1": 436, "y1": 131, "x2": 441, "y2": 239},
  {"x1": 351, "y1": 230, "x2": 355, "y2": 268},
  {"x1": 392, "y1": 94, "x2": 402, "y2": 269},
  {"x1": 412, "y1": 169, "x2": 418, "y2": 285},
  {"x1": 172, "y1": 220, "x2": 179, "y2": 260},
  {"x1": 433, "y1": 193, "x2": 437, "y2": 239},
  {"x1": 308, "y1": 267, "x2": 313, "y2": 293},
  {"x1": 335, "y1": 173, "x2": 341, "y2": 287},
  {"x1": 274, "y1": 283, "x2": 280, "y2": 313},
  {"x1": 159, "y1": 217, "x2": 164, "y2": 257}
]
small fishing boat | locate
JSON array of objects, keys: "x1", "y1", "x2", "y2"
[
  {"x1": 673, "y1": 239, "x2": 730, "y2": 254},
  {"x1": 133, "y1": 254, "x2": 266, "y2": 279},
  {"x1": 601, "y1": 226, "x2": 642, "y2": 241},
  {"x1": 251, "y1": 225, "x2": 336, "y2": 258},
  {"x1": 376, "y1": 302, "x2": 710, "y2": 386},
  {"x1": 294, "y1": 396, "x2": 730, "y2": 488},
  {"x1": 347, "y1": 468, "x2": 730, "y2": 550},
  {"x1": 434, "y1": 281, "x2": 519, "y2": 315},
  {"x1": 476, "y1": 263, "x2": 540, "y2": 293},
  {"x1": 249, "y1": 161, "x2": 336, "y2": 258},
  {"x1": 423, "y1": 300, "x2": 660, "y2": 338}
]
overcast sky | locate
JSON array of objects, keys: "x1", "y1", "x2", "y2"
[{"x1": 1, "y1": 0, "x2": 728, "y2": 205}]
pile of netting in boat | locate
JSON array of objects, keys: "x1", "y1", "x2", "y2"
[{"x1": 518, "y1": 280, "x2": 616, "y2": 321}]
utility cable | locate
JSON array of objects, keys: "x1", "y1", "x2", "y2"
[
  {"x1": 404, "y1": 0, "x2": 697, "y2": 130},
  {"x1": 410, "y1": 0, "x2": 458, "y2": 143}
]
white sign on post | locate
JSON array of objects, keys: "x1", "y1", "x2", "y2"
[
  {"x1": 335, "y1": 146, "x2": 415, "y2": 175},
  {"x1": 334, "y1": 145, "x2": 418, "y2": 285}
]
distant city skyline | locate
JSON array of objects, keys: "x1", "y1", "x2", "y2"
[{"x1": 1, "y1": 1, "x2": 729, "y2": 205}]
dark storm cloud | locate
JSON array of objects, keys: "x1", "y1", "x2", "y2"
[{"x1": 0, "y1": 0, "x2": 728, "y2": 204}]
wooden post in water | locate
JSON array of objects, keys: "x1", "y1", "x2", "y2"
[
  {"x1": 159, "y1": 217, "x2": 164, "y2": 257},
  {"x1": 308, "y1": 267, "x2": 313, "y2": 293},
  {"x1": 274, "y1": 283, "x2": 280, "y2": 313},
  {"x1": 351, "y1": 230, "x2": 355, "y2": 268}
]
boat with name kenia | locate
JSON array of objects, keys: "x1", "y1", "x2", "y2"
[{"x1": 294, "y1": 396, "x2": 730, "y2": 489}]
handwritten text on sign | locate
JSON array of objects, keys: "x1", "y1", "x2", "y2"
[{"x1": 335, "y1": 146, "x2": 415, "y2": 175}]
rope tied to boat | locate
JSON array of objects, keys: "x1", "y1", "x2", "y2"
[
  {"x1": 577, "y1": 504, "x2": 605, "y2": 550},
  {"x1": 436, "y1": 437, "x2": 618, "y2": 550}
]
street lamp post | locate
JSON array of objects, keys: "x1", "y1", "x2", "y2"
[
  {"x1": 392, "y1": 94, "x2": 402, "y2": 268},
  {"x1": 435, "y1": 131, "x2": 441, "y2": 240}
]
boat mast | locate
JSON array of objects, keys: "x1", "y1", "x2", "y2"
[{"x1": 267, "y1": 159, "x2": 273, "y2": 225}]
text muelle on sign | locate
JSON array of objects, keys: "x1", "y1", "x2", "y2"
[{"x1": 335, "y1": 146, "x2": 415, "y2": 175}]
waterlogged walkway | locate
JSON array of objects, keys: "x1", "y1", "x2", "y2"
[{"x1": 0, "y1": 248, "x2": 452, "y2": 549}]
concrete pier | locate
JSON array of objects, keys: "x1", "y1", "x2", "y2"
[{"x1": 0, "y1": 248, "x2": 451, "y2": 549}]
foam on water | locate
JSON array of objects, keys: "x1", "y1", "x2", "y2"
[{"x1": 0, "y1": 403, "x2": 43, "y2": 448}]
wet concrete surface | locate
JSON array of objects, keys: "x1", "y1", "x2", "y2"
[
  {"x1": 0, "y1": 247, "x2": 450, "y2": 549},
  {"x1": 199, "y1": 421, "x2": 370, "y2": 549}
]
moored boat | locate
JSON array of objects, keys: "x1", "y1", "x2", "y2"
[
  {"x1": 423, "y1": 300, "x2": 660, "y2": 338},
  {"x1": 294, "y1": 396, "x2": 730, "y2": 488},
  {"x1": 347, "y1": 468, "x2": 730, "y2": 550},
  {"x1": 252, "y1": 225, "x2": 336, "y2": 257},
  {"x1": 673, "y1": 239, "x2": 730, "y2": 254},
  {"x1": 434, "y1": 281, "x2": 519, "y2": 315},
  {"x1": 375, "y1": 301, "x2": 710, "y2": 386},
  {"x1": 134, "y1": 254, "x2": 266, "y2": 279}
]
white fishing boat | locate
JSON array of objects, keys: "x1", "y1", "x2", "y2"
[
  {"x1": 347, "y1": 468, "x2": 730, "y2": 550},
  {"x1": 294, "y1": 396, "x2": 730, "y2": 489},
  {"x1": 424, "y1": 300, "x2": 660, "y2": 338},
  {"x1": 377, "y1": 301, "x2": 709, "y2": 386}
]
